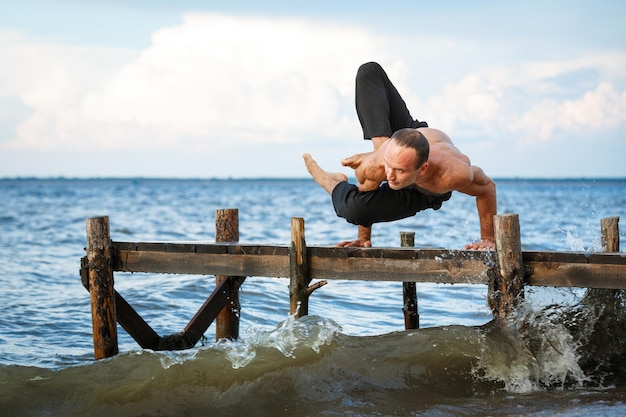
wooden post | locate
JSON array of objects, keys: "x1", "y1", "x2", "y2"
[
  {"x1": 86, "y1": 216, "x2": 118, "y2": 359},
  {"x1": 490, "y1": 213, "x2": 524, "y2": 320},
  {"x1": 215, "y1": 208, "x2": 241, "y2": 340},
  {"x1": 290, "y1": 217, "x2": 309, "y2": 318},
  {"x1": 289, "y1": 217, "x2": 326, "y2": 318},
  {"x1": 582, "y1": 217, "x2": 622, "y2": 309},
  {"x1": 401, "y1": 232, "x2": 419, "y2": 329},
  {"x1": 601, "y1": 217, "x2": 620, "y2": 252}
]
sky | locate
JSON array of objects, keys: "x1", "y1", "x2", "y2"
[{"x1": 0, "y1": 0, "x2": 625, "y2": 179}]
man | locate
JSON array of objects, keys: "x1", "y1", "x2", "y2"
[{"x1": 303, "y1": 62, "x2": 497, "y2": 250}]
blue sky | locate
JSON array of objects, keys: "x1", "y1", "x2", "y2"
[{"x1": 1, "y1": 0, "x2": 624, "y2": 178}]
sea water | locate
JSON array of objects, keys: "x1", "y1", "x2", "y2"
[{"x1": 0, "y1": 178, "x2": 625, "y2": 416}]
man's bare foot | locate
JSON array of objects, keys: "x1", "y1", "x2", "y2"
[{"x1": 303, "y1": 154, "x2": 348, "y2": 195}]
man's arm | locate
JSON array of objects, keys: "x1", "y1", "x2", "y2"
[{"x1": 456, "y1": 166, "x2": 497, "y2": 250}]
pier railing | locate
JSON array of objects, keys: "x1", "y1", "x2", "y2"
[{"x1": 80, "y1": 210, "x2": 625, "y2": 360}]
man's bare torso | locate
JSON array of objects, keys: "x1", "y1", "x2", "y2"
[{"x1": 346, "y1": 128, "x2": 473, "y2": 195}]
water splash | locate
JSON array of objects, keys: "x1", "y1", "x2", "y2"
[
  {"x1": 565, "y1": 230, "x2": 603, "y2": 252},
  {"x1": 214, "y1": 315, "x2": 342, "y2": 369}
]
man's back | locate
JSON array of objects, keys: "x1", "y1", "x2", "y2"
[{"x1": 416, "y1": 128, "x2": 474, "y2": 195}]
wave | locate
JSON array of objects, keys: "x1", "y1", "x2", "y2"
[{"x1": 2, "y1": 291, "x2": 625, "y2": 417}]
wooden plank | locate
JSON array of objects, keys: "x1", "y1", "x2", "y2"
[
  {"x1": 114, "y1": 250, "x2": 290, "y2": 277},
  {"x1": 308, "y1": 255, "x2": 491, "y2": 284},
  {"x1": 110, "y1": 241, "x2": 626, "y2": 288},
  {"x1": 522, "y1": 250, "x2": 626, "y2": 265},
  {"x1": 525, "y1": 262, "x2": 626, "y2": 289}
]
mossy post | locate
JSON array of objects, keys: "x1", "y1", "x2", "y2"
[
  {"x1": 401, "y1": 231, "x2": 419, "y2": 329},
  {"x1": 86, "y1": 216, "x2": 118, "y2": 359},
  {"x1": 215, "y1": 208, "x2": 241, "y2": 340},
  {"x1": 491, "y1": 213, "x2": 524, "y2": 320}
]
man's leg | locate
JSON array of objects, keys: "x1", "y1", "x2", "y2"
[
  {"x1": 355, "y1": 62, "x2": 419, "y2": 150},
  {"x1": 303, "y1": 154, "x2": 348, "y2": 195}
]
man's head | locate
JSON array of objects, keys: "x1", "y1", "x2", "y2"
[{"x1": 383, "y1": 128, "x2": 430, "y2": 189}]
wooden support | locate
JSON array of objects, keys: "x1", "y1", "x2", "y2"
[
  {"x1": 490, "y1": 213, "x2": 525, "y2": 319},
  {"x1": 114, "y1": 291, "x2": 160, "y2": 350},
  {"x1": 81, "y1": 211, "x2": 626, "y2": 356},
  {"x1": 85, "y1": 216, "x2": 118, "y2": 360},
  {"x1": 289, "y1": 217, "x2": 327, "y2": 318},
  {"x1": 113, "y1": 242, "x2": 626, "y2": 288},
  {"x1": 582, "y1": 217, "x2": 622, "y2": 310},
  {"x1": 290, "y1": 217, "x2": 308, "y2": 317},
  {"x1": 215, "y1": 209, "x2": 243, "y2": 341},
  {"x1": 81, "y1": 257, "x2": 160, "y2": 350},
  {"x1": 400, "y1": 232, "x2": 419, "y2": 330},
  {"x1": 601, "y1": 217, "x2": 620, "y2": 253},
  {"x1": 183, "y1": 275, "x2": 246, "y2": 346}
]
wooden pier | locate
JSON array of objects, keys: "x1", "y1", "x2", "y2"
[{"x1": 80, "y1": 211, "x2": 625, "y2": 360}]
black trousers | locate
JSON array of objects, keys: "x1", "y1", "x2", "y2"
[
  {"x1": 355, "y1": 62, "x2": 428, "y2": 140},
  {"x1": 329, "y1": 62, "x2": 451, "y2": 227}
]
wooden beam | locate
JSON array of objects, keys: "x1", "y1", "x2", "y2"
[
  {"x1": 183, "y1": 276, "x2": 246, "y2": 345},
  {"x1": 110, "y1": 242, "x2": 626, "y2": 288},
  {"x1": 308, "y1": 248, "x2": 492, "y2": 284},
  {"x1": 114, "y1": 291, "x2": 160, "y2": 350}
]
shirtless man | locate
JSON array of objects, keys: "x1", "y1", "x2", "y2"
[{"x1": 303, "y1": 62, "x2": 497, "y2": 250}]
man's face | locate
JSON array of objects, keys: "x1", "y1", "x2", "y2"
[{"x1": 383, "y1": 140, "x2": 421, "y2": 190}]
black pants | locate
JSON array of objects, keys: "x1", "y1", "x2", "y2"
[
  {"x1": 330, "y1": 62, "x2": 450, "y2": 227},
  {"x1": 332, "y1": 182, "x2": 451, "y2": 227},
  {"x1": 355, "y1": 62, "x2": 428, "y2": 140}
]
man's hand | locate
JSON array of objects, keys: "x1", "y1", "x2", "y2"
[
  {"x1": 337, "y1": 225, "x2": 372, "y2": 248},
  {"x1": 464, "y1": 239, "x2": 495, "y2": 250},
  {"x1": 342, "y1": 150, "x2": 386, "y2": 189},
  {"x1": 336, "y1": 238, "x2": 372, "y2": 248},
  {"x1": 341, "y1": 153, "x2": 365, "y2": 170}
]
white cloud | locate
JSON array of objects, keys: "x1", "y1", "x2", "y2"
[
  {"x1": 0, "y1": 13, "x2": 625, "y2": 178},
  {"x1": 413, "y1": 52, "x2": 626, "y2": 146},
  {"x1": 1, "y1": 14, "x2": 394, "y2": 152}
]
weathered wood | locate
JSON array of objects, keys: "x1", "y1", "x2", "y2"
[
  {"x1": 86, "y1": 216, "x2": 118, "y2": 359},
  {"x1": 526, "y1": 263, "x2": 626, "y2": 289},
  {"x1": 290, "y1": 217, "x2": 309, "y2": 317},
  {"x1": 308, "y1": 248, "x2": 493, "y2": 284},
  {"x1": 400, "y1": 232, "x2": 419, "y2": 330},
  {"x1": 580, "y1": 217, "x2": 623, "y2": 312},
  {"x1": 83, "y1": 212, "x2": 626, "y2": 357},
  {"x1": 114, "y1": 291, "x2": 160, "y2": 350},
  {"x1": 215, "y1": 209, "x2": 243, "y2": 341},
  {"x1": 490, "y1": 213, "x2": 524, "y2": 319},
  {"x1": 114, "y1": 249, "x2": 289, "y2": 277},
  {"x1": 110, "y1": 241, "x2": 626, "y2": 288},
  {"x1": 82, "y1": 256, "x2": 160, "y2": 350},
  {"x1": 602, "y1": 217, "x2": 620, "y2": 252},
  {"x1": 183, "y1": 276, "x2": 246, "y2": 346}
]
